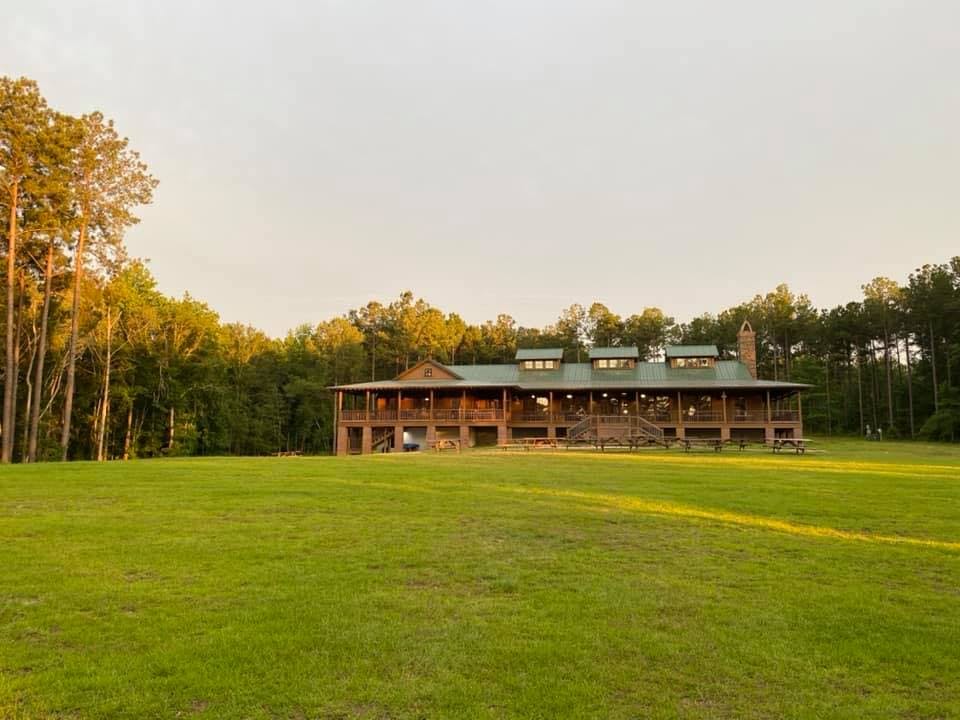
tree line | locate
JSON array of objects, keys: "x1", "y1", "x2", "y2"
[{"x1": 2, "y1": 76, "x2": 958, "y2": 461}]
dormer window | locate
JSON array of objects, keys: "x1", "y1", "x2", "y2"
[
  {"x1": 665, "y1": 345, "x2": 720, "y2": 369},
  {"x1": 589, "y1": 347, "x2": 640, "y2": 370},
  {"x1": 595, "y1": 358, "x2": 634, "y2": 369},
  {"x1": 516, "y1": 348, "x2": 563, "y2": 370},
  {"x1": 523, "y1": 359, "x2": 557, "y2": 370},
  {"x1": 674, "y1": 358, "x2": 711, "y2": 369}
]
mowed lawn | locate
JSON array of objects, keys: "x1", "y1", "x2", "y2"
[{"x1": 1, "y1": 443, "x2": 959, "y2": 719}]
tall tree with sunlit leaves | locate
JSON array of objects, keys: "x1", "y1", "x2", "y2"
[{"x1": 60, "y1": 111, "x2": 157, "y2": 460}]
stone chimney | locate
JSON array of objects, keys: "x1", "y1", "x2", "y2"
[{"x1": 737, "y1": 320, "x2": 757, "y2": 379}]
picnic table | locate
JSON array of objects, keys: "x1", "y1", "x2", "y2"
[
  {"x1": 500, "y1": 437, "x2": 559, "y2": 451},
  {"x1": 676, "y1": 437, "x2": 726, "y2": 453},
  {"x1": 767, "y1": 437, "x2": 811, "y2": 454},
  {"x1": 520, "y1": 437, "x2": 559, "y2": 449},
  {"x1": 432, "y1": 439, "x2": 461, "y2": 453}
]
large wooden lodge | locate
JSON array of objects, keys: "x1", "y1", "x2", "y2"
[{"x1": 331, "y1": 322, "x2": 808, "y2": 454}]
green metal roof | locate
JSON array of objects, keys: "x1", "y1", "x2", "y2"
[
  {"x1": 515, "y1": 348, "x2": 564, "y2": 361},
  {"x1": 331, "y1": 360, "x2": 809, "y2": 392},
  {"x1": 665, "y1": 345, "x2": 720, "y2": 358},
  {"x1": 588, "y1": 346, "x2": 640, "y2": 360}
]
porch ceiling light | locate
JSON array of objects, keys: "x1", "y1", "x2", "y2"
[
  {"x1": 566, "y1": 394, "x2": 573, "y2": 399},
  {"x1": 602, "y1": 393, "x2": 608, "y2": 398}
]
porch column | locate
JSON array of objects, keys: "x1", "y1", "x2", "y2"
[
  {"x1": 365, "y1": 390, "x2": 370, "y2": 420},
  {"x1": 334, "y1": 391, "x2": 343, "y2": 454},
  {"x1": 765, "y1": 390, "x2": 774, "y2": 442},
  {"x1": 461, "y1": 390, "x2": 467, "y2": 421},
  {"x1": 499, "y1": 388, "x2": 508, "y2": 443},
  {"x1": 676, "y1": 391, "x2": 684, "y2": 439},
  {"x1": 721, "y1": 392, "x2": 727, "y2": 423},
  {"x1": 635, "y1": 391, "x2": 640, "y2": 416},
  {"x1": 426, "y1": 425, "x2": 437, "y2": 448},
  {"x1": 397, "y1": 390, "x2": 402, "y2": 418},
  {"x1": 548, "y1": 391, "x2": 554, "y2": 425},
  {"x1": 589, "y1": 391, "x2": 594, "y2": 414},
  {"x1": 720, "y1": 426, "x2": 730, "y2": 441},
  {"x1": 798, "y1": 391, "x2": 803, "y2": 430},
  {"x1": 459, "y1": 424, "x2": 470, "y2": 449},
  {"x1": 336, "y1": 425, "x2": 348, "y2": 456},
  {"x1": 429, "y1": 389, "x2": 435, "y2": 422},
  {"x1": 361, "y1": 426, "x2": 372, "y2": 454},
  {"x1": 393, "y1": 425, "x2": 403, "y2": 452}
]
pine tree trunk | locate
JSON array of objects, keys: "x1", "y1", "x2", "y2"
[
  {"x1": 122, "y1": 404, "x2": 133, "y2": 460},
  {"x1": 946, "y1": 347, "x2": 953, "y2": 391},
  {"x1": 824, "y1": 356, "x2": 832, "y2": 436},
  {"x1": 20, "y1": 335, "x2": 35, "y2": 462},
  {"x1": 856, "y1": 351, "x2": 864, "y2": 436},
  {"x1": 868, "y1": 340, "x2": 880, "y2": 429},
  {"x1": 929, "y1": 318, "x2": 939, "y2": 412},
  {"x1": 61, "y1": 221, "x2": 87, "y2": 461},
  {"x1": 167, "y1": 405, "x2": 175, "y2": 451},
  {"x1": 883, "y1": 324, "x2": 894, "y2": 429},
  {"x1": 3, "y1": 183, "x2": 20, "y2": 463},
  {"x1": 904, "y1": 334, "x2": 915, "y2": 438},
  {"x1": 96, "y1": 306, "x2": 112, "y2": 461},
  {"x1": 27, "y1": 241, "x2": 54, "y2": 463},
  {"x1": 8, "y1": 270, "x2": 25, "y2": 462}
]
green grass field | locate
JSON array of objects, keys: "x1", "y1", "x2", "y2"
[{"x1": 2, "y1": 441, "x2": 959, "y2": 719}]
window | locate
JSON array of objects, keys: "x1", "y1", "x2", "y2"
[
  {"x1": 595, "y1": 358, "x2": 634, "y2": 369},
  {"x1": 524, "y1": 360, "x2": 534, "y2": 369},
  {"x1": 423, "y1": 367, "x2": 433, "y2": 377},
  {"x1": 534, "y1": 360, "x2": 544, "y2": 369},
  {"x1": 674, "y1": 357, "x2": 711, "y2": 368}
]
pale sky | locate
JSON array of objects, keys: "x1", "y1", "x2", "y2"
[{"x1": 6, "y1": 1, "x2": 959, "y2": 336}]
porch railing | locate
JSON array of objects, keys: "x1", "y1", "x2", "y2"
[
  {"x1": 772, "y1": 410, "x2": 800, "y2": 422},
  {"x1": 340, "y1": 407, "x2": 800, "y2": 424},
  {"x1": 683, "y1": 411, "x2": 723, "y2": 423},
  {"x1": 340, "y1": 409, "x2": 506, "y2": 423}
]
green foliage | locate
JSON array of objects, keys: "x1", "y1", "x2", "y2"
[
  {"x1": 920, "y1": 388, "x2": 960, "y2": 441},
  {"x1": 2, "y1": 74, "x2": 960, "y2": 462}
]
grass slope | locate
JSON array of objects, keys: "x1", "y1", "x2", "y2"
[{"x1": 1, "y1": 441, "x2": 959, "y2": 719}]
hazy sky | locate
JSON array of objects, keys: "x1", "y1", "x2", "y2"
[{"x1": 6, "y1": 1, "x2": 959, "y2": 336}]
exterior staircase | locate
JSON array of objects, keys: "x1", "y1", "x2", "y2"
[
  {"x1": 566, "y1": 414, "x2": 668, "y2": 448},
  {"x1": 371, "y1": 428, "x2": 394, "y2": 453}
]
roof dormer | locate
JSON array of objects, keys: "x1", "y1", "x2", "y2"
[
  {"x1": 665, "y1": 345, "x2": 719, "y2": 369},
  {"x1": 589, "y1": 346, "x2": 639, "y2": 370},
  {"x1": 515, "y1": 348, "x2": 563, "y2": 371}
]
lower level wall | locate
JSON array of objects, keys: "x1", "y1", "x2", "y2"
[{"x1": 337, "y1": 422, "x2": 802, "y2": 454}]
